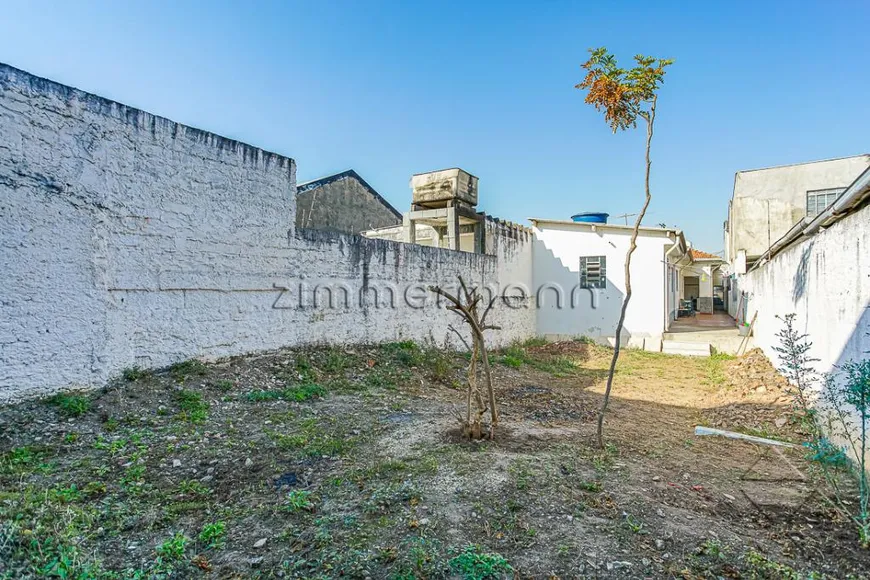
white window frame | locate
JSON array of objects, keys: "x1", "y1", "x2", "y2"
[{"x1": 807, "y1": 188, "x2": 844, "y2": 217}]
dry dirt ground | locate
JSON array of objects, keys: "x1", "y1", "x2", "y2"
[{"x1": 1, "y1": 340, "x2": 868, "y2": 579}]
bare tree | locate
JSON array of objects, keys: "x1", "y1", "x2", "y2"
[
  {"x1": 576, "y1": 48, "x2": 673, "y2": 448},
  {"x1": 430, "y1": 277, "x2": 500, "y2": 439}
]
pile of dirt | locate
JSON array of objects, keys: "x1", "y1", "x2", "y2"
[
  {"x1": 705, "y1": 348, "x2": 797, "y2": 438},
  {"x1": 723, "y1": 348, "x2": 790, "y2": 399}
]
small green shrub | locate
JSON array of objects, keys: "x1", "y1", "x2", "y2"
[
  {"x1": 284, "y1": 383, "x2": 326, "y2": 401},
  {"x1": 323, "y1": 348, "x2": 355, "y2": 373},
  {"x1": 122, "y1": 366, "x2": 149, "y2": 381},
  {"x1": 214, "y1": 379, "x2": 235, "y2": 391},
  {"x1": 382, "y1": 341, "x2": 423, "y2": 367},
  {"x1": 448, "y1": 545, "x2": 512, "y2": 579},
  {"x1": 198, "y1": 522, "x2": 226, "y2": 549},
  {"x1": 48, "y1": 393, "x2": 91, "y2": 417},
  {"x1": 4, "y1": 446, "x2": 38, "y2": 467},
  {"x1": 52, "y1": 484, "x2": 82, "y2": 503},
  {"x1": 500, "y1": 354, "x2": 523, "y2": 368},
  {"x1": 156, "y1": 532, "x2": 189, "y2": 560},
  {"x1": 169, "y1": 359, "x2": 208, "y2": 380},
  {"x1": 285, "y1": 490, "x2": 314, "y2": 512},
  {"x1": 247, "y1": 383, "x2": 326, "y2": 402},
  {"x1": 579, "y1": 480, "x2": 603, "y2": 493},
  {"x1": 178, "y1": 479, "x2": 211, "y2": 497},
  {"x1": 175, "y1": 389, "x2": 209, "y2": 423}
]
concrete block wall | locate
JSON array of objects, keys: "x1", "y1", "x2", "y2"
[{"x1": 0, "y1": 63, "x2": 534, "y2": 402}]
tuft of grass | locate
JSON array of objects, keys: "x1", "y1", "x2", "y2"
[
  {"x1": 247, "y1": 383, "x2": 326, "y2": 403},
  {"x1": 743, "y1": 549, "x2": 802, "y2": 579},
  {"x1": 198, "y1": 522, "x2": 226, "y2": 549},
  {"x1": 169, "y1": 359, "x2": 208, "y2": 380},
  {"x1": 268, "y1": 417, "x2": 356, "y2": 458},
  {"x1": 623, "y1": 512, "x2": 645, "y2": 534},
  {"x1": 381, "y1": 341, "x2": 424, "y2": 367},
  {"x1": 178, "y1": 479, "x2": 211, "y2": 498},
  {"x1": 156, "y1": 531, "x2": 189, "y2": 560},
  {"x1": 285, "y1": 489, "x2": 315, "y2": 512},
  {"x1": 47, "y1": 393, "x2": 91, "y2": 417},
  {"x1": 448, "y1": 545, "x2": 513, "y2": 580},
  {"x1": 122, "y1": 366, "x2": 149, "y2": 381},
  {"x1": 579, "y1": 480, "x2": 603, "y2": 493},
  {"x1": 214, "y1": 379, "x2": 235, "y2": 392},
  {"x1": 175, "y1": 389, "x2": 209, "y2": 423},
  {"x1": 3, "y1": 446, "x2": 41, "y2": 469},
  {"x1": 323, "y1": 348, "x2": 356, "y2": 373},
  {"x1": 495, "y1": 343, "x2": 576, "y2": 376},
  {"x1": 501, "y1": 354, "x2": 523, "y2": 368},
  {"x1": 283, "y1": 383, "x2": 326, "y2": 401}
]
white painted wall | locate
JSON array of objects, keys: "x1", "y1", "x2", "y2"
[
  {"x1": 742, "y1": 203, "x2": 870, "y2": 376},
  {"x1": 532, "y1": 222, "x2": 675, "y2": 348},
  {"x1": 0, "y1": 63, "x2": 535, "y2": 401}
]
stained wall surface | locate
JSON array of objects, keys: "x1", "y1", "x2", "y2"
[{"x1": 0, "y1": 63, "x2": 534, "y2": 401}]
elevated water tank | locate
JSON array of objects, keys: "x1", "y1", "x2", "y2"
[
  {"x1": 410, "y1": 168, "x2": 478, "y2": 209},
  {"x1": 571, "y1": 212, "x2": 609, "y2": 224}
]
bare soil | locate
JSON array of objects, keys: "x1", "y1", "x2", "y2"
[{"x1": 1, "y1": 341, "x2": 867, "y2": 579}]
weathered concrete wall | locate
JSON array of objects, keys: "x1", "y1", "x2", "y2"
[
  {"x1": 742, "y1": 203, "x2": 870, "y2": 378},
  {"x1": 726, "y1": 156, "x2": 869, "y2": 264},
  {"x1": 532, "y1": 222, "x2": 677, "y2": 349},
  {"x1": 296, "y1": 170, "x2": 401, "y2": 234},
  {"x1": 0, "y1": 63, "x2": 534, "y2": 401}
]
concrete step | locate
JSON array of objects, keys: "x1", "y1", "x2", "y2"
[{"x1": 661, "y1": 341, "x2": 712, "y2": 357}]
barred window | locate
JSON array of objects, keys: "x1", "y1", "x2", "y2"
[
  {"x1": 580, "y1": 256, "x2": 606, "y2": 289},
  {"x1": 807, "y1": 188, "x2": 844, "y2": 217}
]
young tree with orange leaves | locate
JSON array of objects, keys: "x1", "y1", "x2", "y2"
[{"x1": 576, "y1": 47, "x2": 673, "y2": 448}]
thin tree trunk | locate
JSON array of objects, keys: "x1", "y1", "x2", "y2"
[
  {"x1": 477, "y1": 334, "x2": 498, "y2": 436},
  {"x1": 596, "y1": 96, "x2": 657, "y2": 449}
]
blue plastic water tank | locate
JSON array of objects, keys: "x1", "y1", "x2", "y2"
[{"x1": 571, "y1": 212, "x2": 609, "y2": 224}]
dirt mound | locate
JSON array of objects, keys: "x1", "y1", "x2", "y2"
[
  {"x1": 723, "y1": 348, "x2": 789, "y2": 398},
  {"x1": 705, "y1": 348, "x2": 796, "y2": 439}
]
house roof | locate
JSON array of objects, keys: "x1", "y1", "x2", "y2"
[
  {"x1": 296, "y1": 169, "x2": 402, "y2": 220},
  {"x1": 690, "y1": 249, "x2": 721, "y2": 260},
  {"x1": 528, "y1": 217, "x2": 680, "y2": 236}
]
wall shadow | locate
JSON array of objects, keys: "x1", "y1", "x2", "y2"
[
  {"x1": 532, "y1": 234, "x2": 632, "y2": 346},
  {"x1": 791, "y1": 240, "x2": 814, "y2": 302}
]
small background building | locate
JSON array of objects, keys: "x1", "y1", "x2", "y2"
[
  {"x1": 296, "y1": 170, "x2": 402, "y2": 234},
  {"x1": 725, "y1": 154, "x2": 869, "y2": 272}
]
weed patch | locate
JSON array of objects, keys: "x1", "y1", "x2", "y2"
[
  {"x1": 47, "y1": 392, "x2": 91, "y2": 417},
  {"x1": 175, "y1": 389, "x2": 209, "y2": 422},
  {"x1": 449, "y1": 545, "x2": 513, "y2": 579}
]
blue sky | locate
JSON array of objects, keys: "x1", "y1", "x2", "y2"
[{"x1": 2, "y1": 0, "x2": 868, "y2": 252}]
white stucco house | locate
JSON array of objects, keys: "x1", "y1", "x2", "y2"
[{"x1": 530, "y1": 218, "x2": 690, "y2": 350}]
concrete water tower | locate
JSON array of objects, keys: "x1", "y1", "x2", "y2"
[{"x1": 402, "y1": 168, "x2": 485, "y2": 253}]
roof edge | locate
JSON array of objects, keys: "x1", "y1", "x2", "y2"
[
  {"x1": 734, "y1": 153, "x2": 870, "y2": 175},
  {"x1": 528, "y1": 217, "x2": 680, "y2": 235}
]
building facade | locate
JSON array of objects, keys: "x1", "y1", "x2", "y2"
[{"x1": 724, "y1": 154, "x2": 870, "y2": 272}]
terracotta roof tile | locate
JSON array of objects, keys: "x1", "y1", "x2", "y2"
[{"x1": 690, "y1": 249, "x2": 720, "y2": 260}]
